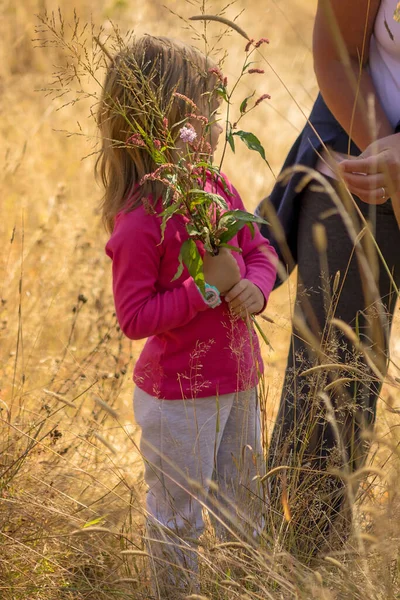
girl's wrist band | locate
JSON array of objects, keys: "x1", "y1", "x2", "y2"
[{"x1": 197, "y1": 283, "x2": 222, "y2": 308}]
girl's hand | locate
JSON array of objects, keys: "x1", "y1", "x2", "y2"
[
  {"x1": 340, "y1": 133, "x2": 400, "y2": 204},
  {"x1": 225, "y1": 279, "x2": 265, "y2": 317},
  {"x1": 203, "y1": 248, "x2": 241, "y2": 295}
]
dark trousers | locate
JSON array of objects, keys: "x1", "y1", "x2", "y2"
[{"x1": 268, "y1": 183, "x2": 400, "y2": 558}]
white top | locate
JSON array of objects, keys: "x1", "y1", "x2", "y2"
[{"x1": 370, "y1": 0, "x2": 400, "y2": 128}]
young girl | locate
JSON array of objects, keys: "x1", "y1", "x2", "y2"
[{"x1": 99, "y1": 35, "x2": 277, "y2": 597}]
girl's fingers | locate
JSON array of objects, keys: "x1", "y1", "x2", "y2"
[
  {"x1": 229, "y1": 299, "x2": 248, "y2": 314},
  {"x1": 228, "y1": 289, "x2": 253, "y2": 310},
  {"x1": 246, "y1": 301, "x2": 259, "y2": 315},
  {"x1": 229, "y1": 298, "x2": 260, "y2": 316},
  {"x1": 342, "y1": 172, "x2": 385, "y2": 191},
  {"x1": 224, "y1": 281, "x2": 246, "y2": 303},
  {"x1": 229, "y1": 301, "x2": 250, "y2": 315},
  {"x1": 231, "y1": 306, "x2": 250, "y2": 318}
]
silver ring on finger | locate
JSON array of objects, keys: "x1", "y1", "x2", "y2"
[{"x1": 380, "y1": 186, "x2": 387, "y2": 200}]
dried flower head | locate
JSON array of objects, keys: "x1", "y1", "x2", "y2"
[
  {"x1": 208, "y1": 66, "x2": 225, "y2": 84},
  {"x1": 202, "y1": 141, "x2": 212, "y2": 155},
  {"x1": 255, "y1": 37, "x2": 270, "y2": 48},
  {"x1": 245, "y1": 39, "x2": 255, "y2": 52},
  {"x1": 189, "y1": 113, "x2": 209, "y2": 125},
  {"x1": 255, "y1": 93, "x2": 271, "y2": 106},
  {"x1": 173, "y1": 92, "x2": 198, "y2": 111},
  {"x1": 248, "y1": 68, "x2": 265, "y2": 75},
  {"x1": 139, "y1": 163, "x2": 176, "y2": 186},
  {"x1": 127, "y1": 133, "x2": 146, "y2": 147}
]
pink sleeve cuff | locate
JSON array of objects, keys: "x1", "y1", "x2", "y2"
[{"x1": 184, "y1": 278, "x2": 209, "y2": 312}]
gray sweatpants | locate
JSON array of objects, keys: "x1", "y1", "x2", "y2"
[{"x1": 133, "y1": 386, "x2": 265, "y2": 598}]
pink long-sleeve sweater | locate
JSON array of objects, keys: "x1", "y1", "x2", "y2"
[{"x1": 105, "y1": 174, "x2": 277, "y2": 400}]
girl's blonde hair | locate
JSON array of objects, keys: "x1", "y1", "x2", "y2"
[{"x1": 96, "y1": 36, "x2": 217, "y2": 232}]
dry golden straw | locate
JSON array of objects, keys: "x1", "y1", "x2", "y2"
[{"x1": 189, "y1": 14, "x2": 251, "y2": 40}]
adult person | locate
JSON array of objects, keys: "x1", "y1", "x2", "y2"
[{"x1": 258, "y1": 0, "x2": 400, "y2": 559}]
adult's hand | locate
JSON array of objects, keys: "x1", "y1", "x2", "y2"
[{"x1": 340, "y1": 133, "x2": 400, "y2": 204}]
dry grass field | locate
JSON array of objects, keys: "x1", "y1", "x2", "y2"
[{"x1": 1, "y1": 0, "x2": 400, "y2": 598}]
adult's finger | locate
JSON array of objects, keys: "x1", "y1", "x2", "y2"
[
  {"x1": 346, "y1": 185, "x2": 388, "y2": 205},
  {"x1": 340, "y1": 152, "x2": 387, "y2": 175},
  {"x1": 342, "y1": 172, "x2": 385, "y2": 191}
]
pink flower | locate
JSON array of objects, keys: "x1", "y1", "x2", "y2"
[
  {"x1": 162, "y1": 117, "x2": 169, "y2": 130},
  {"x1": 173, "y1": 92, "x2": 198, "y2": 111},
  {"x1": 255, "y1": 93, "x2": 271, "y2": 106},
  {"x1": 248, "y1": 68, "x2": 265, "y2": 74},
  {"x1": 139, "y1": 164, "x2": 176, "y2": 187},
  {"x1": 179, "y1": 125, "x2": 197, "y2": 144},
  {"x1": 189, "y1": 113, "x2": 209, "y2": 124},
  {"x1": 245, "y1": 39, "x2": 255, "y2": 52},
  {"x1": 208, "y1": 66, "x2": 225, "y2": 84},
  {"x1": 202, "y1": 141, "x2": 212, "y2": 155},
  {"x1": 255, "y1": 38, "x2": 270, "y2": 48},
  {"x1": 153, "y1": 139, "x2": 162, "y2": 149},
  {"x1": 127, "y1": 133, "x2": 146, "y2": 147}
]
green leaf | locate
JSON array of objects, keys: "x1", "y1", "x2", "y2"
[
  {"x1": 163, "y1": 171, "x2": 179, "y2": 184},
  {"x1": 219, "y1": 243, "x2": 242, "y2": 253},
  {"x1": 243, "y1": 60, "x2": 257, "y2": 73},
  {"x1": 198, "y1": 226, "x2": 214, "y2": 255},
  {"x1": 240, "y1": 92, "x2": 255, "y2": 114},
  {"x1": 217, "y1": 210, "x2": 268, "y2": 244},
  {"x1": 172, "y1": 239, "x2": 205, "y2": 295},
  {"x1": 189, "y1": 197, "x2": 208, "y2": 210},
  {"x1": 227, "y1": 130, "x2": 235, "y2": 153},
  {"x1": 83, "y1": 516, "x2": 106, "y2": 529},
  {"x1": 220, "y1": 209, "x2": 268, "y2": 226},
  {"x1": 195, "y1": 161, "x2": 219, "y2": 172},
  {"x1": 251, "y1": 316, "x2": 274, "y2": 350},
  {"x1": 246, "y1": 222, "x2": 255, "y2": 239},
  {"x1": 216, "y1": 84, "x2": 229, "y2": 103},
  {"x1": 218, "y1": 220, "x2": 246, "y2": 244},
  {"x1": 195, "y1": 163, "x2": 223, "y2": 183},
  {"x1": 233, "y1": 130, "x2": 267, "y2": 162},
  {"x1": 188, "y1": 189, "x2": 228, "y2": 210},
  {"x1": 160, "y1": 203, "x2": 181, "y2": 242},
  {"x1": 186, "y1": 223, "x2": 202, "y2": 237},
  {"x1": 217, "y1": 173, "x2": 234, "y2": 198},
  {"x1": 172, "y1": 257, "x2": 185, "y2": 282},
  {"x1": 161, "y1": 173, "x2": 181, "y2": 211},
  {"x1": 153, "y1": 150, "x2": 166, "y2": 165}
]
